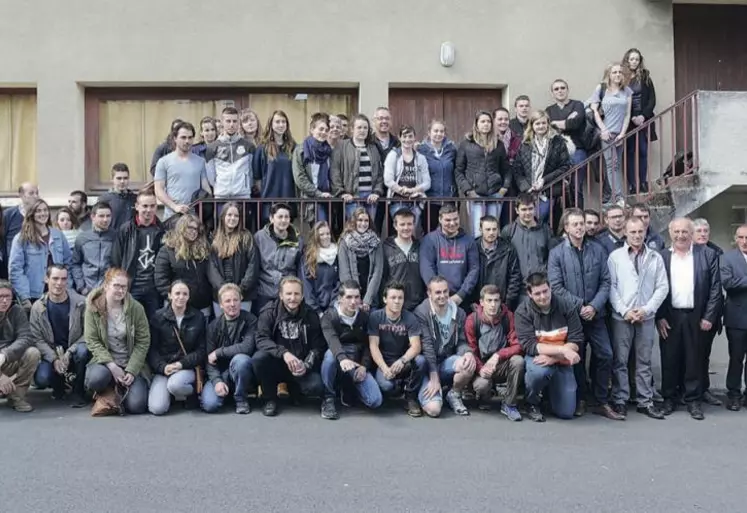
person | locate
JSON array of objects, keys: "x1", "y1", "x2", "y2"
[
  {"x1": 0, "y1": 205, "x2": 5, "y2": 281},
  {"x1": 239, "y1": 108, "x2": 262, "y2": 145},
  {"x1": 338, "y1": 207, "x2": 383, "y2": 312},
  {"x1": 154, "y1": 121, "x2": 211, "y2": 220},
  {"x1": 205, "y1": 107, "x2": 255, "y2": 202},
  {"x1": 191, "y1": 116, "x2": 218, "y2": 160},
  {"x1": 381, "y1": 209, "x2": 425, "y2": 312},
  {"x1": 419, "y1": 204, "x2": 479, "y2": 310},
  {"x1": 252, "y1": 276, "x2": 325, "y2": 417},
  {"x1": 207, "y1": 202, "x2": 259, "y2": 317},
  {"x1": 84, "y1": 268, "x2": 150, "y2": 415},
  {"x1": 55, "y1": 206, "x2": 80, "y2": 249},
  {"x1": 418, "y1": 119, "x2": 457, "y2": 232},
  {"x1": 514, "y1": 272, "x2": 583, "y2": 422},
  {"x1": 501, "y1": 193, "x2": 552, "y2": 283},
  {"x1": 630, "y1": 203, "x2": 666, "y2": 251},
  {"x1": 509, "y1": 95, "x2": 531, "y2": 136},
  {"x1": 301, "y1": 221, "x2": 339, "y2": 316},
  {"x1": 99, "y1": 163, "x2": 137, "y2": 231},
  {"x1": 147, "y1": 281, "x2": 206, "y2": 415},
  {"x1": 68, "y1": 190, "x2": 91, "y2": 231},
  {"x1": 584, "y1": 209, "x2": 601, "y2": 237},
  {"x1": 466, "y1": 285, "x2": 524, "y2": 421},
  {"x1": 292, "y1": 112, "x2": 334, "y2": 226},
  {"x1": 414, "y1": 276, "x2": 474, "y2": 417},
  {"x1": 9, "y1": 199, "x2": 72, "y2": 310},
  {"x1": 546, "y1": 79, "x2": 589, "y2": 168},
  {"x1": 470, "y1": 215, "x2": 522, "y2": 312},
  {"x1": 608, "y1": 217, "x2": 668, "y2": 419},
  {"x1": 493, "y1": 107, "x2": 522, "y2": 163},
  {"x1": 254, "y1": 109, "x2": 298, "y2": 224},
  {"x1": 31, "y1": 265, "x2": 90, "y2": 407},
  {"x1": 384, "y1": 125, "x2": 430, "y2": 231},
  {"x1": 368, "y1": 281, "x2": 426, "y2": 417},
  {"x1": 547, "y1": 208, "x2": 622, "y2": 420},
  {"x1": 154, "y1": 214, "x2": 212, "y2": 318},
  {"x1": 0, "y1": 280, "x2": 41, "y2": 412},
  {"x1": 71, "y1": 202, "x2": 115, "y2": 295},
  {"x1": 149, "y1": 118, "x2": 183, "y2": 176},
  {"x1": 656, "y1": 218, "x2": 722, "y2": 420},
  {"x1": 720, "y1": 224, "x2": 747, "y2": 411},
  {"x1": 202, "y1": 283, "x2": 259, "y2": 414},
  {"x1": 596, "y1": 205, "x2": 626, "y2": 255},
  {"x1": 110, "y1": 190, "x2": 165, "y2": 319},
  {"x1": 327, "y1": 114, "x2": 344, "y2": 149},
  {"x1": 372, "y1": 106, "x2": 400, "y2": 162},
  {"x1": 337, "y1": 113, "x2": 350, "y2": 138},
  {"x1": 454, "y1": 110, "x2": 511, "y2": 236},
  {"x1": 623, "y1": 48, "x2": 657, "y2": 194},
  {"x1": 3, "y1": 182, "x2": 39, "y2": 259},
  {"x1": 320, "y1": 281, "x2": 382, "y2": 420}
]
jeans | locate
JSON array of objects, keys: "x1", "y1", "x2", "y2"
[
  {"x1": 84, "y1": 364, "x2": 149, "y2": 414},
  {"x1": 375, "y1": 354, "x2": 427, "y2": 398},
  {"x1": 472, "y1": 354, "x2": 525, "y2": 406},
  {"x1": 417, "y1": 355, "x2": 458, "y2": 406},
  {"x1": 212, "y1": 301, "x2": 251, "y2": 319},
  {"x1": 34, "y1": 344, "x2": 91, "y2": 395},
  {"x1": 537, "y1": 197, "x2": 551, "y2": 224},
  {"x1": 131, "y1": 288, "x2": 161, "y2": 320},
  {"x1": 320, "y1": 348, "x2": 382, "y2": 408},
  {"x1": 201, "y1": 353, "x2": 254, "y2": 413},
  {"x1": 626, "y1": 129, "x2": 649, "y2": 192},
  {"x1": 610, "y1": 318, "x2": 656, "y2": 407},
  {"x1": 573, "y1": 318, "x2": 614, "y2": 404},
  {"x1": 148, "y1": 369, "x2": 196, "y2": 415},
  {"x1": 570, "y1": 148, "x2": 588, "y2": 208},
  {"x1": 252, "y1": 350, "x2": 324, "y2": 401},
  {"x1": 524, "y1": 356, "x2": 577, "y2": 419},
  {"x1": 469, "y1": 192, "x2": 503, "y2": 237},
  {"x1": 602, "y1": 135, "x2": 624, "y2": 203},
  {"x1": 345, "y1": 192, "x2": 377, "y2": 223}
]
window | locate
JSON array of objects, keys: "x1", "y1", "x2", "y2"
[
  {"x1": 0, "y1": 91, "x2": 37, "y2": 192},
  {"x1": 730, "y1": 205, "x2": 747, "y2": 231}
]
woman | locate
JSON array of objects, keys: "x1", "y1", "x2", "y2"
[
  {"x1": 300, "y1": 221, "x2": 339, "y2": 316},
  {"x1": 191, "y1": 116, "x2": 219, "y2": 160},
  {"x1": 418, "y1": 120, "x2": 457, "y2": 232},
  {"x1": 240, "y1": 108, "x2": 262, "y2": 145},
  {"x1": 9, "y1": 199, "x2": 72, "y2": 308},
  {"x1": 623, "y1": 48, "x2": 657, "y2": 194},
  {"x1": 384, "y1": 125, "x2": 430, "y2": 232},
  {"x1": 154, "y1": 214, "x2": 213, "y2": 318},
  {"x1": 590, "y1": 63, "x2": 633, "y2": 206},
  {"x1": 84, "y1": 267, "x2": 150, "y2": 415},
  {"x1": 493, "y1": 108, "x2": 522, "y2": 163},
  {"x1": 207, "y1": 202, "x2": 259, "y2": 317},
  {"x1": 147, "y1": 280, "x2": 206, "y2": 415},
  {"x1": 253, "y1": 110, "x2": 298, "y2": 224},
  {"x1": 149, "y1": 118, "x2": 183, "y2": 177},
  {"x1": 55, "y1": 207, "x2": 80, "y2": 248},
  {"x1": 338, "y1": 207, "x2": 383, "y2": 311},
  {"x1": 292, "y1": 112, "x2": 334, "y2": 227},
  {"x1": 328, "y1": 115, "x2": 344, "y2": 148},
  {"x1": 454, "y1": 110, "x2": 511, "y2": 236}
]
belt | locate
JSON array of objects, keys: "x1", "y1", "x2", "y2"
[{"x1": 672, "y1": 307, "x2": 694, "y2": 313}]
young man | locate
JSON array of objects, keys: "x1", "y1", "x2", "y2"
[
  {"x1": 205, "y1": 106, "x2": 255, "y2": 199},
  {"x1": 71, "y1": 202, "x2": 115, "y2": 295},
  {"x1": 68, "y1": 190, "x2": 91, "y2": 231},
  {"x1": 0, "y1": 280, "x2": 41, "y2": 412},
  {"x1": 630, "y1": 203, "x2": 665, "y2": 251},
  {"x1": 466, "y1": 285, "x2": 524, "y2": 421},
  {"x1": 337, "y1": 113, "x2": 350, "y2": 138},
  {"x1": 30, "y1": 265, "x2": 89, "y2": 406},
  {"x1": 584, "y1": 209, "x2": 601, "y2": 238},
  {"x1": 720, "y1": 224, "x2": 747, "y2": 411},
  {"x1": 99, "y1": 163, "x2": 137, "y2": 231},
  {"x1": 419, "y1": 204, "x2": 479, "y2": 308},
  {"x1": 596, "y1": 205, "x2": 627, "y2": 255},
  {"x1": 3, "y1": 182, "x2": 39, "y2": 259},
  {"x1": 381, "y1": 209, "x2": 425, "y2": 311},
  {"x1": 471, "y1": 215, "x2": 522, "y2": 312},
  {"x1": 501, "y1": 193, "x2": 552, "y2": 282},
  {"x1": 414, "y1": 276, "x2": 475, "y2": 417},
  {"x1": 253, "y1": 277, "x2": 325, "y2": 417},
  {"x1": 154, "y1": 121, "x2": 212, "y2": 220},
  {"x1": 514, "y1": 272, "x2": 583, "y2": 422},
  {"x1": 320, "y1": 281, "x2": 382, "y2": 420},
  {"x1": 369, "y1": 281, "x2": 425, "y2": 417},
  {"x1": 509, "y1": 95, "x2": 531, "y2": 136}
]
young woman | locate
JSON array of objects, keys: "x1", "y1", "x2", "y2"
[
  {"x1": 154, "y1": 214, "x2": 213, "y2": 318},
  {"x1": 384, "y1": 125, "x2": 430, "y2": 232},
  {"x1": 9, "y1": 199, "x2": 72, "y2": 308},
  {"x1": 240, "y1": 108, "x2": 262, "y2": 145},
  {"x1": 418, "y1": 120, "x2": 457, "y2": 232},
  {"x1": 512, "y1": 110, "x2": 571, "y2": 224},
  {"x1": 253, "y1": 110, "x2": 298, "y2": 224},
  {"x1": 54, "y1": 207, "x2": 80, "y2": 249},
  {"x1": 623, "y1": 48, "x2": 657, "y2": 194},
  {"x1": 590, "y1": 63, "x2": 633, "y2": 206},
  {"x1": 327, "y1": 115, "x2": 343, "y2": 148},
  {"x1": 338, "y1": 207, "x2": 383, "y2": 312},
  {"x1": 292, "y1": 112, "x2": 334, "y2": 227},
  {"x1": 147, "y1": 280, "x2": 206, "y2": 415},
  {"x1": 454, "y1": 110, "x2": 512, "y2": 236},
  {"x1": 191, "y1": 116, "x2": 219, "y2": 160},
  {"x1": 493, "y1": 107, "x2": 522, "y2": 163},
  {"x1": 300, "y1": 221, "x2": 339, "y2": 316},
  {"x1": 207, "y1": 202, "x2": 259, "y2": 316}
]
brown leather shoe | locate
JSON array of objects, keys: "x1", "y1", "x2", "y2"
[{"x1": 595, "y1": 403, "x2": 625, "y2": 421}]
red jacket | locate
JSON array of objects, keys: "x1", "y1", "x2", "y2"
[{"x1": 466, "y1": 304, "x2": 522, "y2": 371}]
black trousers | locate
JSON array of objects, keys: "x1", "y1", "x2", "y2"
[
  {"x1": 701, "y1": 326, "x2": 718, "y2": 391},
  {"x1": 725, "y1": 328, "x2": 747, "y2": 398},
  {"x1": 251, "y1": 350, "x2": 323, "y2": 401},
  {"x1": 661, "y1": 309, "x2": 704, "y2": 404}
]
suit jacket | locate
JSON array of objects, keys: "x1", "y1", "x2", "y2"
[{"x1": 720, "y1": 248, "x2": 747, "y2": 330}]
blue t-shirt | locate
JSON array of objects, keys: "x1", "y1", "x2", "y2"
[
  {"x1": 154, "y1": 151, "x2": 207, "y2": 219},
  {"x1": 591, "y1": 85, "x2": 633, "y2": 135},
  {"x1": 367, "y1": 308, "x2": 421, "y2": 365},
  {"x1": 47, "y1": 297, "x2": 70, "y2": 350}
]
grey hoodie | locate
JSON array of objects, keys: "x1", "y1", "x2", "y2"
[{"x1": 71, "y1": 228, "x2": 115, "y2": 293}]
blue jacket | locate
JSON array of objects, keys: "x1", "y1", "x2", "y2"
[
  {"x1": 253, "y1": 144, "x2": 296, "y2": 199},
  {"x1": 418, "y1": 139, "x2": 457, "y2": 198},
  {"x1": 419, "y1": 228, "x2": 479, "y2": 301},
  {"x1": 547, "y1": 237, "x2": 610, "y2": 314},
  {"x1": 300, "y1": 257, "x2": 340, "y2": 314},
  {"x1": 9, "y1": 228, "x2": 72, "y2": 301}
]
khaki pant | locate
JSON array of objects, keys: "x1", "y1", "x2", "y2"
[
  {"x1": 473, "y1": 354, "x2": 525, "y2": 406},
  {"x1": 1, "y1": 347, "x2": 41, "y2": 399}
]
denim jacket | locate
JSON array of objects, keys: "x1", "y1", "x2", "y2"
[{"x1": 9, "y1": 228, "x2": 72, "y2": 301}]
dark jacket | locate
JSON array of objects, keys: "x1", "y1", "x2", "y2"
[
  {"x1": 419, "y1": 228, "x2": 479, "y2": 301},
  {"x1": 205, "y1": 310, "x2": 258, "y2": 385},
  {"x1": 0, "y1": 304, "x2": 32, "y2": 364},
  {"x1": 256, "y1": 299, "x2": 325, "y2": 365},
  {"x1": 418, "y1": 139, "x2": 457, "y2": 198},
  {"x1": 509, "y1": 118, "x2": 527, "y2": 138},
  {"x1": 321, "y1": 305, "x2": 371, "y2": 368},
  {"x1": 99, "y1": 189, "x2": 137, "y2": 231},
  {"x1": 512, "y1": 135, "x2": 571, "y2": 196},
  {"x1": 720, "y1": 248, "x2": 747, "y2": 330},
  {"x1": 154, "y1": 246, "x2": 212, "y2": 310},
  {"x1": 207, "y1": 238, "x2": 260, "y2": 302},
  {"x1": 254, "y1": 224, "x2": 302, "y2": 300},
  {"x1": 545, "y1": 100, "x2": 587, "y2": 150},
  {"x1": 454, "y1": 135, "x2": 512, "y2": 197},
  {"x1": 381, "y1": 237, "x2": 425, "y2": 311},
  {"x1": 514, "y1": 295, "x2": 584, "y2": 357},
  {"x1": 630, "y1": 74, "x2": 657, "y2": 120},
  {"x1": 413, "y1": 299, "x2": 469, "y2": 373},
  {"x1": 71, "y1": 228, "x2": 116, "y2": 293},
  {"x1": 373, "y1": 132, "x2": 401, "y2": 162},
  {"x1": 0, "y1": 232, "x2": 7, "y2": 280},
  {"x1": 501, "y1": 220, "x2": 552, "y2": 280},
  {"x1": 330, "y1": 138, "x2": 385, "y2": 197},
  {"x1": 111, "y1": 217, "x2": 165, "y2": 278},
  {"x1": 547, "y1": 237, "x2": 610, "y2": 315},
  {"x1": 465, "y1": 304, "x2": 522, "y2": 371},
  {"x1": 148, "y1": 305, "x2": 207, "y2": 375},
  {"x1": 3, "y1": 205, "x2": 24, "y2": 263},
  {"x1": 338, "y1": 236, "x2": 384, "y2": 308},
  {"x1": 645, "y1": 227, "x2": 666, "y2": 252},
  {"x1": 470, "y1": 237, "x2": 522, "y2": 312},
  {"x1": 150, "y1": 140, "x2": 172, "y2": 177},
  {"x1": 300, "y1": 256, "x2": 340, "y2": 315},
  {"x1": 596, "y1": 228, "x2": 625, "y2": 255}
]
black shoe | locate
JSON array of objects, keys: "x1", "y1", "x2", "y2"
[
  {"x1": 235, "y1": 400, "x2": 251, "y2": 415},
  {"x1": 321, "y1": 397, "x2": 339, "y2": 420},
  {"x1": 612, "y1": 403, "x2": 628, "y2": 418},
  {"x1": 661, "y1": 399, "x2": 676, "y2": 416},
  {"x1": 69, "y1": 392, "x2": 87, "y2": 408},
  {"x1": 527, "y1": 404, "x2": 545, "y2": 422},
  {"x1": 406, "y1": 398, "x2": 422, "y2": 418},
  {"x1": 263, "y1": 400, "x2": 278, "y2": 417},
  {"x1": 636, "y1": 403, "x2": 665, "y2": 420},
  {"x1": 595, "y1": 403, "x2": 625, "y2": 421},
  {"x1": 52, "y1": 388, "x2": 66, "y2": 401},
  {"x1": 726, "y1": 396, "x2": 742, "y2": 411},
  {"x1": 703, "y1": 390, "x2": 723, "y2": 407},
  {"x1": 688, "y1": 402, "x2": 705, "y2": 420},
  {"x1": 574, "y1": 400, "x2": 586, "y2": 417}
]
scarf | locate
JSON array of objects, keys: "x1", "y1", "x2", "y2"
[
  {"x1": 531, "y1": 136, "x2": 549, "y2": 183},
  {"x1": 497, "y1": 129, "x2": 513, "y2": 153},
  {"x1": 317, "y1": 243, "x2": 338, "y2": 266},
  {"x1": 343, "y1": 230, "x2": 380, "y2": 258},
  {"x1": 303, "y1": 136, "x2": 332, "y2": 193}
]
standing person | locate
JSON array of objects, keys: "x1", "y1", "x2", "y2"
[
  {"x1": 381, "y1": 209, "x2": 425, "y2": 312},
  {"x1": 68, "y1": 191, "x2": 91, "y2": 231},
  {"x1": 384, "y1": 125, "x2": 430, "y2": 232},
  {"x1": 509, "y1": 95, "x2": 532, "y2": 136},
  {"x1": 55, "y1": 207, "x2": 80, "y2": 249},
  {"x1": 656, "y1": 218, "x2": 721, "y2": 420},
  {"x1": 71, "y1": 202, "x2": 115, "y2": 295},
  {"x1": 337, "y1": 113, "x2": 350, "y2": 138},
  {"x1": 584, "y1": 209, "x2": 601, "y2": 237},
  {"x1": 371, "y1": 106, "x2": 400, "y2": 162},
  {"x1": 99, "y1": 163, "x2": 137, "y2": 231},
  {"x1": 300, "y1": 221, "x2": 340, "y2": 317},
  {"x1": 608, "y1": 217, "x2": 668, "y2": 419},
  {"x1": 191, "y1": 116, "x2": 219, "y2": 160},
  {"x1": 239, "y1": 108, "x2": 262, "y2": 146},
  {"x1": 501, "y1": 193, "x2": 552, "y2": 282},
  {"x1": 721, "y1": 225, "x2": 747, "y2": 411},
  {"x1": 327, "y1": 115, "x2": 344, "y2": 149},
  {"x1": 9, "y1": 199, "x2": 72, "y2": 310},
  {"x1": 493, "y1": 108, "x2": 522, "y2": 163},
  {"x1": 454, "y1": 110, "x2": 511, "y2": 236},
  {"x1": 418, "y1": 120, "x2": 457, "y2": 232},
  {"x1": 292, "y1": 112, "x2": 334, "y2": 226},
  {"x1": 206, "y1": 107, "x2": 255, "y2": 203},
  {"x1": 596, "y1": 205, "x2": 627, "y2": 255},
  {"x1": 254, "y1": 110, "x2": 298, "y2": 224},
  {"x1": 622, "y1": 48, "x2": 657, "y2": 194},
  {"x1": 546, "y1": 79, "x2": 589, "y2": 167},
  {"x1": 630, "y1": 203, "x2": 666, "y2": 251},
  {"x1": 338, "y1": 207, "x2": 383, "y2": 312},
  {"x1": 471, "y1": 215, "x2": 522, "y2": 312},
  {"x1": 3, "y1": 182, "x2": 39, "y2": 260},
  {"x1": 149, "y1": 118, "x2": 183, "y2": 176},
  {"x1": 0, "y1": 205, "x2": 5, "y2": 280}
]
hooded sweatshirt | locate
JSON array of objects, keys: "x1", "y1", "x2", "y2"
[
  {"x1": 381, "y1": 237, "x2": 425, "y2": 311},
  {"x1": 418, "y1": 139, "x2": 457, "y2": 198},
  {"x1": 419, "y1": 227, "x2": 479, "y2": 301},
  {"x1": 99, "y1": 189, "x2": 137, "y2": 231},
  {"x1": 71, "y1": 228, "x2": 116, "y2": 293},
  {"x1": 465, "y1": 304, "x2": 521, "y2": 371},
  {"x1": 501, "y1": 219, "x2": 552, "y2": 280},
  {"x1": 256, "y1": 299, "x2": 325, "y2": 364},
  {"x1": 206, "y1": 134, "x2": 255, "y2": 198}
]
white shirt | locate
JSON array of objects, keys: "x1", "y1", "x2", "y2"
[{"x1": 670, "y1": 246, "x2": 694, "y2": 309}]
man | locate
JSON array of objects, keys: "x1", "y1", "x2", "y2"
[
  {"x1": 608, "y1": 217, "x2": 669, "y2": 419},
  {"x1": 546, "y1": 80, "x2": 589, "y2": 166},
  {"x1": 381, "y1": 209, "x2": 425, "y2": 312},
  {"x1": 111, "y1": 190, "x2": 165, "y2": 319},
  {"x1": 368, "y1": 281, "x2": 426, "y2": 417},
  {"x1": 99, "y1": 163, "x2": 137, "y2": 231},
  {"x1": 320, "y1": 281, "x2": 382, "y2": 420},
  {"x1": 470, "y1": 215, "x2": 522, "y2": 312},
  {"x1": 414, "y1": 276, "x2": 475, "y2": 417},
  {"x1": 30, "y1": 265, "x2": 89, "y2": 406},
  {"x1": 631, "y1": 203, "x2": 665, "y2": 251},
  {"x1": 372, "y1": 106, "x2": 400, "y2": 162},
  {"x1": 68, "y1": 190, "x2": 91, "y2": 231},
  {"x1": 419, "y1": 204, "x2": 479, "y2": 308},
  {"x1": 3, "y1": 182, "x2": 39, "y2": 259},
  {"x1": 253, "y1": 277, "x2": 325, "y2": 417},
  {"x1": 466, "y1": 285, "x2": 524, "y2": 421},
  {"x1": 514, "y1": 272, "x2": 582, "y2": 422},
  {"x1": 548, "y1": 208, "x2": 622, "y2": 420},
  {"x1": 205, "y1": 106, "x2": 255, "y2": 199},
  {"x1": 501, "y1": 193, "x2": 552, "y2": 282},
  {"x1": 596, "y1": 205, "x2": 626, "y2": 255},
  {"x1": 720, "y1": 224, "x2": 747, "y2": 411},
  {"x1": 509, "y1": 95, "x2": 531, "y2": 136},
  {"x1": 337, "y1": 113, "x2": 350, "y2": 138},
  {"x1": 656, "y1": 218, "x2": 721, "y2": 420},
  {"x1": 584, "y1": 209, "x2": 601, "y2": 238},
  {"x1": 71, "y1": 202, "x2": 115, "y2": 295},
  {"x1": 0, "y1": 280, "x2": 41, "y2": 412},
  {"x1": 154, "y1": 121, "x2": 212, "y2": 220}
]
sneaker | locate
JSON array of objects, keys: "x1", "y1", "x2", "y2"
[
  {"x1": 500, "y1": 403, "x2": 522, "y2": 421},
  {"x1": 406, "y1": 398, "x2": 423, "y2": 418},
  {"x1": 277, "y1": 383, "x2": 290, "y2": 398},
  {"x1": 8, "y1": 397, "x2": 34, "y2": 413},
  {"x1": 235, "y1": 400, "x2": 251, "y2": 415},
  {"x1": 321, "y1": 397, "x2": 339, "y2": 420},
  {"x1": 445, "y1": 389, "x2": 469, "y2": 416},
  {"x1": 526, "y1": 404, "x2": 545, "y2": 422},
  {"x1": 688, "y1": 402, "x2": 705, "y2": 421},
  {"x1": 262, "y1": 400, "x2": 278, "y2": 417},
  {"x1": 574, "y1": 400, "x2": 587, "y2": 417},
  {"x1": 69, "y1": 392, "x2": 88, "y2": 408}
]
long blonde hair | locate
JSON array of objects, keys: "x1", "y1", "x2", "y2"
[
  {"x1": 602, "y1": 63, "x2": 630, "y2": 90},
  {"x1": 163, "y1": 214, "x2": 210, "y2": 262},
  {"x1": 304, "y1": 221, "x2": 334, "y2": 279},
  {"x1": 522, "y1": 110, "x2": 558, "y2": 144},
  {"x1": 239, "y1": 108, "x2": 262, "y2": 143},
  {"x1": 19, "y1": 199, "x2": 51, "y2": 245},
  {"x1": 211, "y1": 202, "x2": 253, "y2": 259}
]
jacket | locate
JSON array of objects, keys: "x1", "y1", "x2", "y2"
[
  {"x1": 30, "y1": 291, "x2": 87, "y2": 363},
  {"x1": 501, "y1": 220, "x2": 552, "y2": 280},
  {"x1": 418, "y1": 139, "x2": 457, "y2": 198},
  {"x1": 321, "y1": 305, "x2": 372, "y2": 368},
  {"x1": 720, "y1": 248, "x2": 747, "y2": 330},
  {"x1": 514, "y1": 295, "x2": 584, "y2": 357},
  {"x1": 454, "y1": 135, "x2": 512, "y2": 196},
  {"x1": 596, "y1": 228, "x2": 625, "y2": 255},
  {"x1": 330, "y1": 138, "x2": 385, "y2": 197},
  {"x1": 205, "y1": 134, "x2": 255, "y2": 199},
  {"x1": 207, "y1": 238, "x2": 260, "y2": 302},
  {"x1": 547, "y1": 237, "x2": 610, "y2": 315},
  {"x1": 607, "y1": 243, "x2": 668, "y2": 321},
  {"x1": 154, "y1": 246, "x2": 212, "y2": 310},
  {"x1": 383, "y1": 149, "x2": 431, "y2": 198},
  {"x1": 110, "y1": 217, "x2": 165, "y2": 278},
  {"x1": 0, "y1": 233, "x2": 6, "y2": 280},
  {"x1": 149, "y1": 140, "x2": 171, "y2": 177},
  {"x1": 373, "y1": 132, "x2": 401, "y2": 162},
  {"x1": 645, "y1": 227, "x2": 666, "y2": 252},
  {"x1": 419, "y1": 228, "x2": 479, "y2": 301},
  {"x1": 205, "y1": 310, "x2": 258, "y2": 385},
  {"x1": 9, "y1": 229, "x2": 72, "y2": 301},
  {"x1": 381, "y1": 237, "x2": 425, "y2": 312},
  {"x1": 0, "y1": 304, "x2": 32, "y2": 364},
  {"x1": 630, "y1": 74, "x2": 657, "y2": 120},
  {"x1": 413, "y1": 299, "x2": 469, "y2": 372},
  {"x1": 545, "y1": 100, "x2": 588, "y2": 150},
  {"x1": 148, "y1": 305, "x2": 206, "y2": 375},
  {"x1": 301, "y1": 256, "x2": 340, "y2": 314},
  {"x1": 2, "y1": 205, "x2": 24, "y2": 262},
  {"x1": 99, "y1": 189, "x2": 137, "y2": 231},
  {"x1": 256, "y1": 299, "x2": 325, "y2": 364},
  {"x1": 291, "y1": 143, "x2": 333, "y2": 224},
  {"x1": 253, "y1": 224, "x2": 301, "y2": 299},
  {"x1": 71, "y1": 228, "x2": 115, "y2": 293},
  {"x1": 338, "y1": 236, "x2": 384, "y2": 308},
  {"x1": 470, "y1": 237, "x2": 522, "y2": 311},
  {"x1": 512, "y1": 135, "x2": 571, "y2": 195},
  {"x1": 465, "y1": 304, "x2": 522, "y2": 371}
]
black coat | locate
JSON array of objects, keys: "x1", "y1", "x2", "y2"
[
  {"x1": 454, "y1": 135, "x2": 512, "y2": 197},
  {"x1": 381, "y1": 237, "x2": 425, "y2": 312},
  {"x1": 154, "y1": 246, "x2": 213, "y2": 310},
  {"x1": 469, "y1": 237, "x2": 522, "y2": 311},
  {"x1": 111, "y1": 218, "x2": 165, "y2": 278},
  {"x1": 205, "y1": 310, "x2": 258, "y2": 384},
  {"x1": 720, "y1": 248, "x2": 747, "y2": 330},
  {"x1": 148, "y1": 305, "x2": 206, "y2": 375},
  {"x1": 512, "y1": 135, "x2": 571, "y2": 197},
  {"x1": 255, "y1": 299, "x2": 325, "y2": 365},
  {"x1": 207, "y1": 240, "x2": 260, "y2": 302},
  {"x1": 321, "y1": 306, "x2": 372, "y2": 368}
]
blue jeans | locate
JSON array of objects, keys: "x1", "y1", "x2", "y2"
[
  {"x1": 573, "y1": 317, "x2": 613, "y2": 404},
  {"x1": 570, "y1": 148, "x2": 588, "y2": 208},
  {"x1": 626, "y1": 129, "x2": 649, "y2": 192},
  {"x1": 375, "y1": 354, "x2": 427, "y2": 397},
  {"x1": 537, "y1": 197, "x2": 551, "y2": 224},
  {"x1": 418, "y1": 354, "x2": 459, "y2": 406},
  {"x1": 148, "y1": 369, "x2": 196, "y2": 415},
  {"x1": 131, "y1": 288, "x2": 161, "y2": 320},
  {"x1": 320, "y1": 349, "x2": 382, "y2": 408},
  {"x1": 345, "y1": 192, "x2": 377, "y2": 223},
  {"x1": 524, "y1": 356, "x2": 577, "y2": 419},
  {"x1": 470, "y1": 191, "x2": 503, "y2": 237},
  {"x1": 200, "y1": 353, "x2": 254, "y2": 413},
  {"x1": 34, "y1": 344, "x2": 91, "y2": 395},
  {"x1": 602, "y1": 135, "x2": 624, "y2": 203}
]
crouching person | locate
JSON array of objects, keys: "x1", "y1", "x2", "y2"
[
  {"x1": 0, "y1": 280, "x2": 40, "y2": 412},
  {"x1": 201, "y1": 283, "x2": 258, "y2": 414},
  {"x1": 84, "y1": 268, "x2": 150, "y2": 415},
  {"x1": 320, "y1": 281, "x2": 382, "y2": 420},
  {"x1": 466, "y1": 285, "x2": 524, "y2": 421},
  {"x1": 30, "y1": 265, "x2": 90, "y2": 407},
  {"x1": 253, "y1": 277, "x2": 325, "y2": 417},
  {"x1": 147, "y1": 281, "x2": 206, "y2": 415}
]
